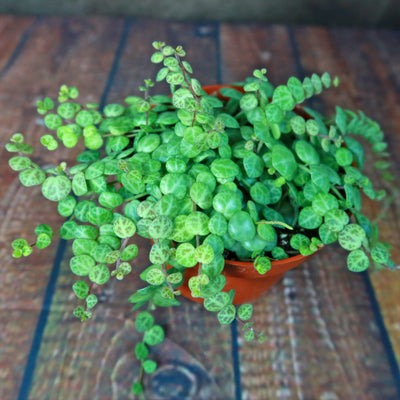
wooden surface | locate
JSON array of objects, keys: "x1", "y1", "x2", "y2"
[{"x1": 0, "y1": 16, "x2": 399, "y2": 400}]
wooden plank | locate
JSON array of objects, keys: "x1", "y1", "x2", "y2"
[
  {"x1": 221, "y1": 23, "x2": 399, "y2": 399},
  {"x1": 0, "y1": 16, "x2": 35, "y2": 72},
  {"x1": 25, "y1": 20, "x2": 235, "y2": 399},
  {"x1": 2, "y1": 16, "x2": 399, "y2": 400},
  {"x1": 105, "y1": 20, "x2": 222, "y2": 102},
  {"x1": 0, "y1": 16, "x2": 125, "y2": 400},
  {"x1": 220, "y1": 24, "x2": 299, "y2": 85},
  {"x1": 293, "y1": 26, "x2": 400, "y2": 366}
]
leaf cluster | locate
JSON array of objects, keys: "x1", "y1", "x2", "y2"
[{"x1": 6, "y1": 40, "x2": 397, "y2": 392}]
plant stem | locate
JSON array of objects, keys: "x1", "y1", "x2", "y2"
[
  {"x1": 124, "y1": 192, "x2": 148, "y2": 202},
  {"x1": 257, "y1": 220, "x2": 293, "y2": 230},
  {"x1": 331, "y1": 186, "x2": 345, "y2": 201},
  {"x1": 116, "y1": 237, "x2": 129, "y2": 268},
  {"x1": 175, "y1": 55, "x2": 201, "y2": 106},
  {"x1": 161, "y1": 262, "x2": 175, "y2": 293},
  {"x1": 135, "y1": 364, "x2": 145, "y2": 400},
  {"x1": 298, "y1": 164, "x2": 311, "y2": 174},
  {"x1": 256, "y1": 140, "x2": 263, "y2": 154}
]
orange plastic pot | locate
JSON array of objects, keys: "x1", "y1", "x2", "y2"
[
  {"x1": 201, "y1": 84, "x2": 244, "y2": 100},
  {"x1": 177, "y1": 253, "x2": 316, "y2": 305}
]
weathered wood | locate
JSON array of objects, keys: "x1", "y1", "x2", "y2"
[
  {"x1": 220, "y1": 24, "x2": 300, "y2": 85},
  {"x1": 293, "y1": 26, "x2": 400, "y2": 366},
  {"x1": 1, "y1": 15, "x2": 399, "y2": 400},
  {"x1": 221, "y1": 23, "x2": 400, "y2": 399},
  {"x1": 0, "y1": 16, "x2": 125, "y2": 400},
  {"x1": 0, "y1": 16, "x2": 34, "y2": 72}
]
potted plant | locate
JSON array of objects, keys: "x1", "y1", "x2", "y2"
[{"x1": 6, "y1": 41, "x2": 396, "y2": 395}]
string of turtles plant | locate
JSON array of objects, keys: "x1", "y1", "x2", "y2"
[{"x1": 6, "y1": 41, "x2": 396, "y2": 396}]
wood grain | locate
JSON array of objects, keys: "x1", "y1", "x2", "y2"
[
  {"x1": 221, "y1": 23, "x2": 400, "y2": 400},
  {"x1": 0, "y1": 16, "x2": 125, "y2": 400},
  {"x1": 292, "y1": 26, "x2": 400, "y2": 366},
  {"x1": 0, "y1": 16, "x2": 399, "y2": 400}
]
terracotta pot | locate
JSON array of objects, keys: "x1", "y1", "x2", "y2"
[
  {"x1": 177, "y1": 253, "x2": 315, "y2": 305},
  {"x1": 201, "y1": 84, "x2": 244, "y2": 98}
]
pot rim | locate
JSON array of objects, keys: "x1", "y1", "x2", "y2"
[{"x1": 225, "y1": 251, "x2": 315, "y2": 268}]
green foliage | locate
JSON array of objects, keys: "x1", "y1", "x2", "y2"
[{"x1": 6, "y1": 40, "x2": 397, "y2": 395}]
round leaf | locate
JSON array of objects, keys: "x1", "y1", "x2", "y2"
[
  {"x1": 204, "y1": 292, "x2": 230, "y2": 312},
  {"x1": 185, "y1": 211, "x2": 210, "y2": 236},
  {"x1": 272, "y1": 144, "x2": 297, "y2": 181},
  {"x1": 287, "y1": 76, "x2": 305, "y2": 103},
  {"x1": 86, "y1": 294, "x2": 98, "y2": 309},
  {"x1": 250, "y1": 182, "x2": 271, "y2": 205},
  {"x1": 290, "y1": 115, "x2": 306, "y2": 135},
  {"x1": 299, "y1": 207, "x2": 323, "y2": 229},
  {"x1": 72, "y1": 239, "x2": 98, "y2": 256},
  {"x1": 74, "y1": 225, "x2": 98, "y2": 240},
  {"x1": 9, "y1": 156, "x2": 31, "y2": 171},
  {"x1": 135, "y1": 311, "x2": 154, "y2": 332},
  {"x1": 254, "y1": 256, "x2": 271, "y2": 274},
  {"x1": 120, "y1": 244, "x2": 139, "y2": 261},
  {"x1": 238, "y1": 304, "x2": 253, "y2": 321},
  {"x1": 76, "y1": 110, "x2": 94, "y2": 127},
  {"x1": 290, "y1": 234, "x2": 311, "y2": 250},
  {"x1": 210, "y1": 159, "x2": 240, "y2": 180},
  {"x1": 371, "y1": 243, "x2": 390, "y2": 264},
  {"x1": 42, "y1": 176, "x2": 71, "y2": 202},
  {"x1": 19, "y1": 168, "x2": 46, "y2": 187},
  {"x1": 113, "y1": 217, "x2": 136, "y2": 238},
  {"x1": 240, "y1": 94, "x2": 258, "y2": 111},
  {"x1": 272, "y1": 85, "x2": 295, "y2": 111},
  {"x1": 335, "y1": 147, "x2": 353, "y2": 167},
  {"x1": 338, "y1": 224, "x2": 366, "y2": 251},
  {"x1": 194, "y1": 243, "x2": 214, "y2": 264},
  {"x1": 87, "y1": 206, "x2": 114, "y2": 226},
  {"x1": 217, "y1": 305, "x2": 236, "y2": 325},
  {"x1": 143, "y1": 325, "x2": 165, "y2": 346},
  {"x1": 243, "y1": 152, "x2": 264, "y2": 178},
  {"x1": 149, "y1": 242, "x2": 170, "y2": 264},
  {"x1": 176, "y1": 242, "x2": 197, "y2": 267},
  {"x1": 135, "y1": 342, "x2": 149, "y2": 360},
  {"x1": 146, "y1": 267, "x2": 166, "y2": 285},
  {"x1": 295, "y1": 140, "x2": 320, "y2": 165},
  {"x1": 265, "y1": 103, "x2": 284, "y2": 124},
  {"x1": 36, "y1": 233, "x2": 52, "y2": 249},
  {"x1": 89, "y1": 263, "x2": 110, "y2": 285},
  {"x1": 72, "y1": 172, "x2": 88, "y2": 196},
  {"x1": 347, "y1": 249, "x2": 370, "y2": 272},
  {"x1": 324, "y1": 209, "x2": 349, "y2": 232},
  {"x1": 143, "y1": 360, "x2": 158, "y2": 374},
  {"x1": 57, "y1": 195, "x2": 77, "y2": 217},
  {"x1": 148, "y1": 216, "x2": 174, "y2": 239},
  {"x1": 44, "y1": 113, "x2": 62, "y2": 130},
  {"x1": 312, "y1": 193, "x2": 339, "y2": 216},
  {"x1": 190, "y1": 182, "x2": 213, "y2": 209},
  {"x1": 208, "y1": 213, "x2": 228, "y2": 236},
  {"x1": 92, "y1": 244, "x2": 113, "y2": 263},
  {"x1": 137, "y1": 134, "x2": 161, "y2": 153},
  {"x1": 212, "y1": 191, "x2": 242, "y2": 219},
  {"x1": 70, "y1": 255, "x2": 96, "y2": 276},
  {"x1": 319, "y1": 223, "x2": 339, "y2": 244},
  {"x1": 72, "y1": 281, "x2": 89, "y2": 299},
  {"x1": 228, "y1": 211, "x2": 256, "y2": 242}
]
